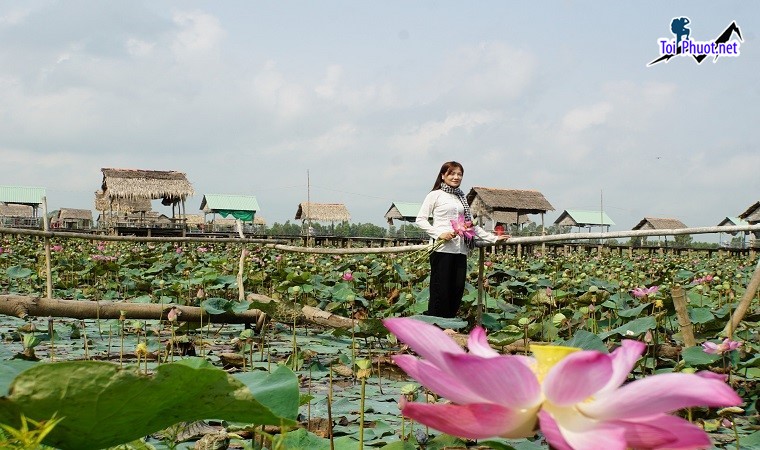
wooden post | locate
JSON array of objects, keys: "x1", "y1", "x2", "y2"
[
  {"x1": 672, "y1": 285, "x2": 696, "y2": 347},
  {"x1": 42, "y1": 197, "x2": 53, "y2": 299},
  {"x1": 723, "y1": 257, "x2": 760, "y2": 338},
  {"x1": 476, "y1": 247, "x2": 485, "y2": 327}
]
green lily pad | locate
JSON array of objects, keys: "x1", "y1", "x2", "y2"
[
  {"x1": 681, "y1": 345, "x2": 721, "y2": 366},
  {"x1": 0, "y1": 358, "x2": 297, "y2": 450}
]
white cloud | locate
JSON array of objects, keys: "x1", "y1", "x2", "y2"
[
  {"x1": 315, "y1": 64, "x2": 343, "y2": 99},
  {"x1": 391, "y1": 111, "x2": 502, "y2": 154},
  {"x1": 437, "y1": 41, "x2": 537, "y2": 105},
  {"x1": 0, "y1": 7, "x2": 31, "y2": 26},
  {"x1": 171, "y1": 10, "x2": 225, "y2": 56},
  {"x1": 561, "y1": 102, "x2": 613, "y2": 133},
  {"x1": 251, "y1": 60, "x2": 309, "y2": 119},
  {"x1": 126, "y1": 38, "x2": 155, "y2": 57}
]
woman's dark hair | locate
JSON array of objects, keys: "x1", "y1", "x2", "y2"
[{"x1": 431, "y1": 161, "x2": 464, "y2": 191}]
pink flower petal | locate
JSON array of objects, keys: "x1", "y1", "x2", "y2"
[
  {"x1": 543, "y1": 350, "x2": 613, "y2": 406},
  {"x1": 384, "y1": 318, "x2": 464, "y2": 368},
  {"x1": 466, "y1": 326, "x2": 500, "y2": 358},
  {"x1": 539, "y1": 409, "x2": 627, "y2": 450},
  {"x1": 612, "y1": 414, "x2": 712, "y2": 449},
  {"x1": 701, "y1": 342, "x2": 719, "y2": 354},
  {"x1": 392, "y1": 355, "x2": 487, "y2": 404},
  {"x1": 444, "y1": 353, "x2": 542, "y2": 407},
  {"x1": 599, "y1": 340, "x2": 646, "y2": 393},
  {"x1": 401, "y1": 401, "x2": 538, "y2": 439},
  {"x1": 537, "y1": 410, "x2": 573, "y2": 450},
  {"x1": 579, "y1": 372, "x2": 742, "y2": 419}
]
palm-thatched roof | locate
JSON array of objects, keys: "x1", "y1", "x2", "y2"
[
  {"x1": 100, "y1": 168, "x2": 194, "y2": 204},
  {"x1": 95, "y1": 190, "x2": 152, "y2": 212},
  {"x1": 632, "y1": 217, "x2": 687, "y2": 230},
  {"x1": 466, "y1": 187, "x2": 554, "y2": 224},
  {"x1": 739, "y1": 201, "x2": 760, "y2": 223},
  {"x1": 0, "y1": 203, "x2": 34, "y2": 217},
  {"x1": 295, "y1": 203, "x2": 350, "y2": 222},
  {"x1": 57, "y1": 208, "x2": 93, "y2": 222},
  {"x1": 491, "y1": 211, "x2": 532, "y2": 226}
]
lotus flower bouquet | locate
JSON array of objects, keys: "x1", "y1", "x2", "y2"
[{"x1": 413, "y1": 214, "x2": 475, "y2": 262}]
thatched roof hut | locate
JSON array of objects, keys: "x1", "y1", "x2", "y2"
[
  {"x1": 95, "y1": 190, "x2": 152, "y2": 213},
  {"x1": 490, "y1": 211, "x2": 533, "y2": 226},
  {"x1": 0, "y1": 203, "x2": 34, "y2": 217},
  {"x1": 52, "y1": 208, "x2": 94, "y2": 229},
  {"x1": 554, "y1": 210, "x2": 615, "y2": 231},
  {"x1": 295, "y1": 203, "x2": 350, "y2": 222},
  {"x1": 99, "y1": 168, "x2": 194, "y2": 226},
  {"x1": 739, "y1": 201, "x2": 760, "y2": 224},
  {"x1": 466, "y1": 187, "x2": 554, "y2": 230},
  {"x1": 631, "y1": 217, "x2": 687, "y2": 230},
  {"x1": 100, "y1": 168, "x2": 194, "y2": 202}
]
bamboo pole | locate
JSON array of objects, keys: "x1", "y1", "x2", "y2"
[
  {"x1": 671, "y1": 285, "x2": 696, "y2": 347},
  {"x1": 42, "y1": 197, "x2": 53, "y2": 299},
  {"x1": 0, "y1": 294, "x2": 266, "y2": 324},
  {"x1": 476, "y1": 247, "x2": 485, "y2": 326},
  {"x1": 2, "y1": 224, "x2": 760, "y2": 254},
  {"x1": 722, "y1": 257, "x2": 760, "y2": 338}
]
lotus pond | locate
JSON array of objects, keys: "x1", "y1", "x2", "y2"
[{"x1": 1, "y1": 234, "x2": 759, "y2": 449}]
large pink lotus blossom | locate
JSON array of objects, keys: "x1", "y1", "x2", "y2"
[
  {"x1": 342, "y1": 271, "x2": 354, "y2": 282},
  {"x1": 631, "y1": 285, "x2": 659, "y2": 298},
  {"x1": 385, "y1": 318, "x2": 742, "y2": 449},
  {"x1": 385, "y1": 317, "x2": 541, "y2": 439},
  {"x1": 702, "y1": 338, "x2": 741, "y2": 355},
  {"x1": 450, "y1": 214, "x2": 476, "y2": 241},
  {"x1": 693, "y1": 275, "x2": 714, "y2": 284},
  {"x1": 51, "y1": 244, "x2": 63, "y2": 252}
]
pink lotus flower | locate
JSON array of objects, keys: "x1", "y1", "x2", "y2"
[
  {"x1": 167, "y1": 306, "x2": 182, "y2": 323},
  {"x1": 385, "y1": 317, "x2": 742, "y2": 449},
  {"x1": 693, "y1": 275, "x2": 714, "y2": 284},
  {"x1": 450, "y1": 214, "x2": 476, "y2": 241},
  {"x1": 197, "y1": 246, "x2": 208, "y2": 253},
  {"x1": 631, "y1": 285, "x2": 659, "y2": 298},
  {"x1": 385, "y1": 317, "x2": 541, "y2": 439},
  {"x1": 702, "y1": 338, "x2": 741, "y2": 355},
  {"x1": 175, "y1": 247, "x2": 183, "y2": 254},
  {"x1": 51, "y1": 245, "x2": 63, "y2": 252},
  {"x1": 342, "y1": 271, "x2": 354, "y2": 282}
]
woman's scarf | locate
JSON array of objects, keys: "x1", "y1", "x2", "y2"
[{"x1": 439, "y1": 182, "x2": 472, "y2": 221}]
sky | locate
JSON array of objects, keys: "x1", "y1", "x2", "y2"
[{"x1": 0, "y1": 1, "x2": 757, "y2": 239}]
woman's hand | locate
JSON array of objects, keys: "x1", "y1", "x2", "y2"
[
  {"x1": 439, "y1": 231, "x2": 457, "y2": 241},
  {"x1": 496, "y1": 234, "x2": 511, "y2": 241}
]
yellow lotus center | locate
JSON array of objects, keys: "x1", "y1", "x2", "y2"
[{"x1": 530, "y1": 344, "x2": 580, "y2": 382}]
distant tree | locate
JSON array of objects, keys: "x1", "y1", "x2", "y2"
[
  {"x1": 674, "y1": 234, "x2": 693, "y2": 247},
  {"x1": 267, "y1": 220, "x2": 302, "y2": 236}
]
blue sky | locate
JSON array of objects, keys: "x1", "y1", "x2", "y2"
[{"x1": 0, "y1": 1, "x2": 757, "y2": 237}]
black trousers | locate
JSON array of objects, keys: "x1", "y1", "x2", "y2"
[{"x1": 426, "y1": 252, "x2": 467, "y2": 318}]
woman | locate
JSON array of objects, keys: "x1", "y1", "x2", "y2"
[{"x1": 415, "y1": 161, "x2": 509, "y2": 318}]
